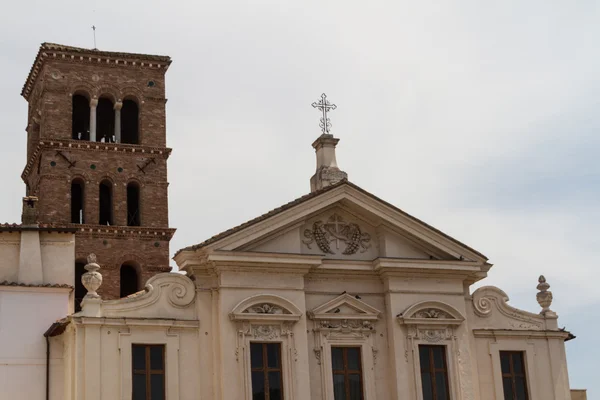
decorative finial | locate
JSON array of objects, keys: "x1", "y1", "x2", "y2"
[
  {"x1": 82, "y1": 253, "x2": 102, "y2": 299},
  {"x1": 536, "y1": 275, "x2": 553, "y2": 314},
  {"x1": 312, "y1": 93, "x2": 337, "y2": 134}
]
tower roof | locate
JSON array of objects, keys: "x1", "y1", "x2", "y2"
[{"x1": 21, "y1": 42, "x2": 172, "y2": 101}]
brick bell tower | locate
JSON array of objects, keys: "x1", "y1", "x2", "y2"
[{"x1": 20, "y1": 43, "x2": 175, "y2": 304}]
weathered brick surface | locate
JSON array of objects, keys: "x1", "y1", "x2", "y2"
[{"x1": 21, "y1": 45, "x2": 174, "y2": 300}]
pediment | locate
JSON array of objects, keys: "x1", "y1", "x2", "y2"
[
  {"x1": 230, "y1": 294, "x2": 302, "y2": 322},
  {"x1": 308, "y1": 293, "x2": 381, "y2": 321},
  {"x1": 398, "y1": 300, "x2": 464, "y2": 326},
  {"x1": 174, "y1": 182, "x2": 488, "y2": 268}
]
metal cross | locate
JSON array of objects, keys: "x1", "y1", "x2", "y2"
[{"x1": 312, "y1": 93, "x2": 337, "y2": 134}]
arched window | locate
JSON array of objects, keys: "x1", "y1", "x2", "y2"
[
  {"x1": 72, "y1": 94, "x2": 90, "y2": 140},
  {"x1": 74, "y1": 261, "x2": 86, "y2": 312},
  {"x1": 71, "y1": 179, "x2": 85, "y2": 224},
  {"x1": 121, "y1": 99, "x2": 139, "y2": 144},
  {"x1": 127, "y1": 182, "x2": 141, "y2": 226},
  {"x1": 99, "y1": 180, "x2": 113, "y2": 225},
  {"x1": 120, "y1": 263, "x2": 139, "y2": 298},
  {"x1": 96, "y1": 97, "x2": 115, "y2": 143}
]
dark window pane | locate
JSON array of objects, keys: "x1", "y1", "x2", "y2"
[
  {"x1": 515, "y1": 377, "x2": 528, "y2": 400},
  {"x1": 333, "y1": 374, "x2": 345, "y2": 400},
  {"x1": 502, "y1": 377, "x2": 513, "y2": 400},
  {"x1": 421, "y1": 372, "x2": 432, "y2": 400},
  {"x1": 349, "y1": 373, "x2": 362, "y2": 400},
  {"x1": 435, "y1": 372, "x2": 449, "y2": 400},
  {"x1": 513, "y1": 352, "x2": 524, "y2": 374},
  {"x1": 419, "y1": 346, "x2": 430, "y2": 372},
  {"x1": 433, "y1": 347, "x2": 445, "y2": 370},
  {"x1": 269, "y1": 371, "x2": 283, "y2": 400},
  {"x1": 347, "y1": 348, "x2": 361, "y2": 371},
  {"x1": 500, "y1": 352, "x2": 511, "y2": 374},
  {"x1": 132, "y1": 346, "x2": 146, "y2": 370},
  {"x1": 267, "y1": 343, "x2": 280, "y2": 368},
  {"x1": 132, "y1": 373, "x2": 146, "y2": 400},
  {"x1": 150, "y1": 346, "x2": 164, "y2": 370},
  {"x1": 151, "y1": 373, "x2": 165, "y2": 400},
  {"x1": 251, "y1": 371, "x2": 265, "y2": 400},
  {"x1": 332, "y1": 347, "x2": 344, "y2": 371},
  {"x1": 251, "y1": 343, "x2": 264, "y2": 369}
]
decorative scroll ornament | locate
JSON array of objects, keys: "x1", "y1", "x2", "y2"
[
  {"x1": 303, "y1": 213, "x2": 371, "y2": 255},
  {"x1": 82, "y1": 253, "x2": 102, "y2": 299},
  {"x1": 536, "y1": 275, "x2": 553, "y2": 314},
  {"x1": 244, "y1": 303, "x2": 285, "y2": 314}
]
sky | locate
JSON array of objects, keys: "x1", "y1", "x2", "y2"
[{"x1": 1, "y1": 0, "x2": 598, "y2": 395}]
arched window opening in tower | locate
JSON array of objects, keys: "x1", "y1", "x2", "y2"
[
  {"x1": 99, "y1": 180, "x2": 113, "y2": 225},
  {"x1": 120, "y1": 263, "x2": 139, "y2": 298},
  {"x1": 96, "y1": 97, "x2": 115, "y2": 143},
  {"x1": 127, "y1": 182, "x2": 141, "y2": 226},
  {"x1": 72, "y1": 94, "x2": 90, "y2": 140},
  {"x1": 121, "y1": 99, "x2": 139, "y2": 144},
  {"x1": 74, "y1": 261, "x2": 86, "y2": 312},
  {"x1": 71, "y1": 179, "x2": 85, "y2": 224}
]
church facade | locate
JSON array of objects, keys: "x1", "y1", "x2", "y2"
[{"x1": 0, "y1": 43, "x2": 586, "y2": 400}]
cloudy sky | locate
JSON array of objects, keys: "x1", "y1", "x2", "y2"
[{"x1": 1, "y1": 0, "x2": 597, "y2": 394}]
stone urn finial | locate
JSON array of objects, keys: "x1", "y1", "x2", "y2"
[
  {"x1": 536, "y1": 275, "x2": 553, "y2": 314},
  {"x1": 82, "y1": 253, "x2": 102, "y2": 299}
]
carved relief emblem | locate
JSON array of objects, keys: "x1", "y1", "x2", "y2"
[
  {"x1": 243, "y1": 303, "x2": 285, "y2": 314},
  {"x1": 303, "y1": 213, "x2": 371, "y2": 255},
  {"x1": 413, "y1": 308, "x2": 453, "y2": 319}
]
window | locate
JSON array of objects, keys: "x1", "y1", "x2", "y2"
[
  {"x1": 71, "y1": 179, "x2": 85, "y2": 224},
  {"x1": 500, "y1": 351, "x2": 529, "y2": 400},
  {"x1": 72, "y1": 94, "x2": 90, "y2": 140},
  {"x1": 331, "y1": 347, "x2": 363, "y2": 400},
  {"x1": 419, "y1": 345, "x2": 450, "y2": 400},
  {"x1": 120, "y1": 263, "x2": 139, "y2": 298},
  {"x1": 121, "y1": 99, "x2": 139, "y2": 144},
  {"x1": 97, "y1": 97, "x2": 115, "y2": 143},
  {"x1": 250, "y1": 342, "x2": 284, "y2": 400},
  {"x1": 99, "y1": 180, "x2": 113, "y2": 225},
  {"x1": 132, "y1": 344, "x2": 165, "y2": 400},
  {"x1": 127, "y1": 182, "x2": 141, "y2": 226},
  {"x1": 74, "y1": 261, "x2": 86, "y2": 312}
]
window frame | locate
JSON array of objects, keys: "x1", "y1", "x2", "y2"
[
  {"x1": 331, "y1": 346, "x2": 365, "y2": 400},
  {"x1": 132, "y1": 344, "x2": 165, "y2": 400},
  {"x1": 488, "y1": 341, "x2": 538, "y2": 399},
  {"x1": 418, "y1": 345, "x2": 451, "y2": 400},
  {"x1": 250, "y1": 342, "x2": 285, "y2": 400},
  {"x1": 500, "y1": 351, "x2": 530, "y2": 400}
]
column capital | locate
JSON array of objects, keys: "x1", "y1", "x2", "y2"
[
  {"x1": 114, "y1": 101, "x2": 123, "y2": 110},
  {"x1": 90, "y1": 98, "x2": 99, "y2": 107}
]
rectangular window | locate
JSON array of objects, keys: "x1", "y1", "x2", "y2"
[
  {"x1": 331, "y1": 346, "x2": 364, "y2": 400},
  {"x1": 132, "y1": 344, "x2": 165, "y2": 400},
  {"x1": 250, "y1": 342, "x2": 284, "y2": 400},
  {"x1": 419, "y1": 345, "x2": 450, "y2": 400},
  {"x1": 500, "y1": 351, "x2": 529, "y2": 400}
]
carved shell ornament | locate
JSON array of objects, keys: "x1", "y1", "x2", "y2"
[
  {"x1": 243, "y1": 303, "x2": 286, "y2": 314},
  {"x1": 303, "y1": 213, "x2": 371, "y2": 255},
  {"x1": 413, "y1": 308, "x2": 453, "y2": 319}
]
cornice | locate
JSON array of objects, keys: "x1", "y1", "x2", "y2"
[
  {"x1": 23, "y1": 43, "x2": 171, "y2": 101},
  {"x1": 472, "y1": 329, "x2": 570, "y2": 340},
  {"x1": 22, "y1": 139, "x2": 172, "y2": 181},
  {"x1": 72, "y1": 224, "x2": 175, "y2": 240}
]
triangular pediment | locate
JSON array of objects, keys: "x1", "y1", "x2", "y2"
[
  {"x1": 308, "y1": 293, "x2": 381, "y2": 321},
  {"x1": 175, "y1": 182, "x2": 488, "y2": 265}
]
